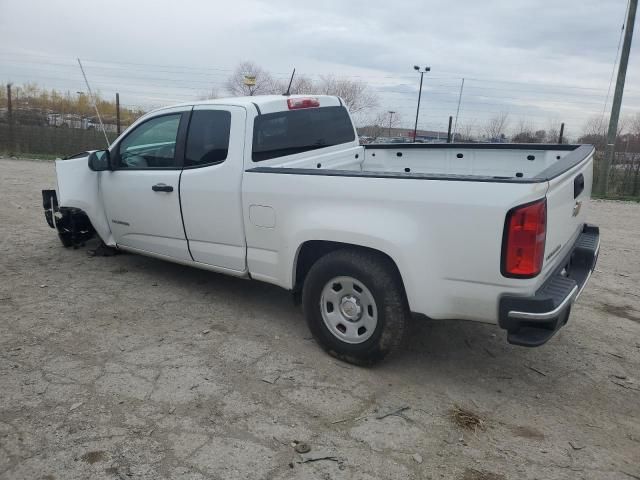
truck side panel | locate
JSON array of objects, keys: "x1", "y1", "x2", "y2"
[{"x1": 242, "y1": 170, "x2": 549, "y2": 323}]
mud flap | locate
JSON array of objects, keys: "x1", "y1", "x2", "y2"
[{"x1": 42, "y1": 189, "x2": 96, "y2": 247}]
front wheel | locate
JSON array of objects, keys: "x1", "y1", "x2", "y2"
[{"x1": 302, "y1": 249, "x2": 408, "y2": 366}]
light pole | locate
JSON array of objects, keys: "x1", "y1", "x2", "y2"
[
  {"x1": 412, "y1": 65, "x2": 430, "y2": 142},
  {"x1": 388, "y1": 111, "x2": 395, "y2": 138}
]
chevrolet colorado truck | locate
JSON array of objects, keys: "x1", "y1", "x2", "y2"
[{"x1": 42, "y1": 94, "x2": 600, "y2": 364}]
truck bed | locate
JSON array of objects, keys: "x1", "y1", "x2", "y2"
[{"x1": 258, "y1": 143, "x2": 593, "y2": 183}]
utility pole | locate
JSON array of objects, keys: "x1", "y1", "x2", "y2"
[
  {"x1": 7, "y1": 84, "x2": 14, "y2": 154},
  {"x1": 447, "y1": 116, "x2": 453, "y2": 143},
  {"x1": 600, "y1": 0, "x2": 637, "y2": 195},
  {"x1": 412, "y1": 65, "x2": 430, "y2": 142},
  {"x1": 558, "y1": 123, "x2": 565, "y2": 144},
  {"x1": 388, "y1": 111, "x2": 395, "y2": 138},
  {"x1": 116, "y1": 92, "x2": 121, "y2": 136}
]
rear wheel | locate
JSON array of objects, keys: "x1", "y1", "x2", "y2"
[{"x1": 302, "y1": 249, "x2": 408, "y2": 365}]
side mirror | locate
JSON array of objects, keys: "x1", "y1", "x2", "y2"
[{"x1": 88, "y1": 150, "x2": 111, "y2": 171}]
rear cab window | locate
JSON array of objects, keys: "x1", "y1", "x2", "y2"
[
  {"x1": 185, "y1": 110, "x2": 232, "y2": 167},
  {"x1": 252, "y1": 106, "x2": 355, "y2": 162}
]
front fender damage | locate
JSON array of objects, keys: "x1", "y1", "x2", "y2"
[{"x1": 42, "y1": 189, "x2": 95, "y2": 247}]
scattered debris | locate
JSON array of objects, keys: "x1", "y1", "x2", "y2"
[
  {"x1": 81, "y1": 451, "x2": 106, "y2": 464},
  {"x1": 526, "y1": 365, "x2": 547, "y2": 376},
  {"x1": 294, "y1": 442, "x2": 311, "y2": 454},
  {"x1": 168, "y1": 406, "x2": 176, "y2": 414},
  {"x1": 39, "y1": 284, "x2": 47, "y2": 288},
  {"x1": 87, "y1": 243, "x2": 119, "y2": 257},
  {"x1": 611, "y1": 379, "x2": 640, "y2": 391},
  {"x1": 483, "y1": 348, "x2": 496, "y2": 358},
  {"x1": 298, "y1": 456, "x2": 339, "y2": 464},
  {"x1": 569, "y1": 441, "x2": 585, "y2": 450},
  {"x1": 608, "y1": 352, "x2": 625, "y2": 359},
  {"x1": 69, "y1": 401, "x2": 83, "y2": 411},
  {"x1": 449, "y1": 405, "x2": 485, "y2": 432},
  {"x1": 412, "y1": 453, "x2": 423, "y2": 464},
  {"x1": 330, "y1": 414, "x2": 367, "y2": 424},
  {"x1": 201, "y1": 329, "x2": 211, "y2": 335},
  {"x1": 511, "y1": 425, "x2": 545, "y2": 440},
  {"x1": 375, "y1": 406, "x2": 410, "y2": 420},
  {"x1": 261, "y1": 374, "x2": 280, "y2": 385},
  {"x1": 622, "y1": 471, "x2": 640, "y2": 480},
  {"x1": 462, "y1": 468, "x2": 505, "y2": 480}
]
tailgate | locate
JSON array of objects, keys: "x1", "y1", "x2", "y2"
[{"x1": 543, "y1": 149, "x2": 594, "y2": 273}]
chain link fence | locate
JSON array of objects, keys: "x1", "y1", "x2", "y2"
[
  {"x1": 1, "y1": 106, "x2": 639, "y2": 200},
  {"x1": 0, "y1": 123, "x2": 119, "y2": 158},
  {"x1": 593, "y1": 151, "x2": 640, "y2": 199}
]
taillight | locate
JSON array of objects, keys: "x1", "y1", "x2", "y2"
[
  {"x1": 287, "y1": 97, "x2": 320, "y2": 109},
  {"x1": 502, "y1": 199, "x2": 546, "y2": 278}
]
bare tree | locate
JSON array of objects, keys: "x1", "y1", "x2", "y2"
[
  {"x1": 312, "y1": 75, "x2": 378, "y2": 114},
  {"x1": 272, "y1": 74, "x2": 315, "y2": 95},
  {"x1": 546, "y1": 119, "x2": 562, "y2": 144},
  {"x1": 511, "y1": 118, "x2": 536, "y2": 143},
  {"x1": 630, "y1": 113, "x2": 640, "y2": 139},
  {"x1": 361, "y1": 111, "x2": 402, "y2": 140},
  {"x1": 455, "y1": 122, "x2": 476, "y2": 142},
  {"x1": 197, "y1": 88, "x2": 219, "y2": 100},
  {"x1": 225, "y1": 61, "x2": 277, "y2": 96},
  {"x1": 224, "y1": 63, "x2": 378, "y2": 122},
  {"x1": 483, "y1": 112, "x2": 509, "y2": 141},
  {"x1": 580, "y1": 116, "x2": 610, "y2": 149}
]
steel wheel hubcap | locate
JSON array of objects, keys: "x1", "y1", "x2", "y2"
[{"x1": 320, "y1": 276, "x2": 378, "y2": 344}]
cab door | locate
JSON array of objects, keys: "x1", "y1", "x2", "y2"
[
  {"x1": 100, "y1": 107, "x2": 192, "y2": 261},
  {"x1": 179, "y1": 105, "x2": 247, "y2": 272}
]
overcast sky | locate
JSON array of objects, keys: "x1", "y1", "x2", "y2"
[{"x1": 0, "y1": 0, "x2": 638, "y2": 136}]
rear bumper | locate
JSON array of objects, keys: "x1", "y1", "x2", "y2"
[{"x1": 498, "y1": 224, "x2": 600, "y2": 347}]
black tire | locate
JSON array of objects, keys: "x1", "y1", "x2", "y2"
[
  {"x1": 58, "y1": 232, "x2": 74, "y2": 248},
  {"x1": 302, "y1": 248, "x2": 408, "y2": 366}
]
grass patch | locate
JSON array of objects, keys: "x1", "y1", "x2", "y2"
[
  {"x1": 449, "y1": 405, "x2": 486, "y2": 432},
  {"x1": 1, "y1": 152, "x2": 61, "y2": 160},
  {"x1": 592, "y1": 194, "x2": 640, "y2": 203}
]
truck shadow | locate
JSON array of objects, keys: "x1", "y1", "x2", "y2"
[{"x1": 109, "y1": 248, "x2": 571, "y2": 379}]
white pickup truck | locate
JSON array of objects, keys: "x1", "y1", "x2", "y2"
[{"x1": 42, "y1": 95, "x2": 600, "y2": 365}]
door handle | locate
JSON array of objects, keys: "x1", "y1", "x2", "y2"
[{"x1": 152, "y1": 183, "x2": 174, "y2": 192}]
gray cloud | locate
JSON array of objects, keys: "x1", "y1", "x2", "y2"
[{"x1": 0, "y1": 0, "x2": 637, "y2": 136}]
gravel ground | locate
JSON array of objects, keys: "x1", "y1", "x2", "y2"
[{"x1": 0, "y1": 158, "x2": 639, "y2": 480}]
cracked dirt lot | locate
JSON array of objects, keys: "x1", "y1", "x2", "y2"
[{"x1": 1, "y1": 158, "x2": 639, "y2": 480}]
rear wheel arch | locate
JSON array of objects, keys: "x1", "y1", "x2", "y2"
[{"x1": 293, "y1": 240, "x2": 407, "y2": 299}]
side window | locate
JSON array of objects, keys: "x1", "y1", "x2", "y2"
[
  {"x1": 117, "y1": 114, "x2": 181, "y2": 169},
  {"x1": 185, "y1": 110, "x2": 232, "y2": 167}
]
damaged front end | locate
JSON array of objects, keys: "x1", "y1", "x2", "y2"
[{"x1": 42, "y1": 189, "x2": 96, "y2": 247}]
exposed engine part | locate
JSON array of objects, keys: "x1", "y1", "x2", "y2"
[{"x1": 42, "y1": 189, "x2": 96, "y2": 248}]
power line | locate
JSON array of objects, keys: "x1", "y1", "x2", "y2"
[
  {"x1": 0, "y1": 49, "x2": 629, "y2": 93},
  {"x1": 599, "y1": 0, "x2": 631, "y2": 129}
]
